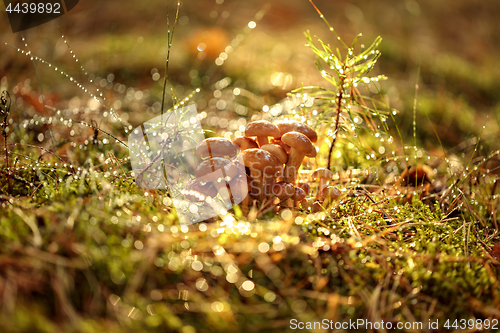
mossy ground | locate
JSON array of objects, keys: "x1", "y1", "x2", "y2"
[{"x1": 1, "y1": 0, "x2": 500, "y2": 332}]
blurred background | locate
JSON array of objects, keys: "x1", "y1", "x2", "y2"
[
  {"x1": 1, "y1": 0, "x2": 499, "y2": 151},
  {"x1": 1, "y1": 2, "x2": 500, "y2": 330}
]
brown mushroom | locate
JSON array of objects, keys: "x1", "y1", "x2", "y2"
[
  {"x1": 245, "y1": 120, "x2": 280, "y2": 147},
  {"x1": 400, "y1": 165, "x2": 433, "y2": 186},
  {"x1": 195, "y1": 157, "x2": 231, "y2": 179},
  {"x1": 318, "y1": 186, "x2": 342, "y2": 205},
  {"x1": 233, "y1": 137, "x2": 259, "y2": 151},
  {"x1": 301, "y1": 197, "x2": 319, "y2": 212},
  {"x1": 300, "y1": 197, "x2": 311, "y2": 210},
  {"x1": 195, "y1": 137, "x2": 238, "y2": 159},
  {"x1": 274, "y1": 119, "x2": 318, "y2": 143},
  {"x1": 311, "y1": 201, "x2": 323, "y2": 213},
  {"x1": 260, "y1": 144, "x2": 288, "y2": 165},
  {"x1": 228, "y1": 174, "x2": 251, "y2": 216},
  {"x1": 222, "y1": 159, "x2": 244, "y2": 182},
  {"x1": 271, "y1": 182, "x2": 295, "y2": 201},
  {"x1": 281, "y1": 131, "x2": 317, "y2": 185},
  {"x1": 311, "y1": 168, "x2": 332, "y2": 199},
  {"x1": 241, "y1": 148, "x2": 280, "y2": 201},
  {"x1": 297, "y1": 182, "x2": 311, "y2": 196},
  {"x1": 261, "y1": 143, "x2": 288, "y2": 184},
  {"x1": 270, "y1": 137, "x2": 290, "y2": 153},
  {"x1": 292, "y1": 187, "x2": 307, "y2": 208},
  {"x1": 195, "y1": 157, "x2": 231, "y2": 198},
  {"x1": 270, "y1": 181, "x2": 295, "y2": 208}
]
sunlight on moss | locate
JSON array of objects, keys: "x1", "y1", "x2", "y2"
[{"x1": 1, "y1": 0, "x2": 500, "y2": 332}]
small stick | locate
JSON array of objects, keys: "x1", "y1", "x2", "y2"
[
  {"x1": 327, "y1": 66, "x2": 346, "y2": 171},
  {"x1": 1, "y1": 91, "x2": 11, "y2": 193}
]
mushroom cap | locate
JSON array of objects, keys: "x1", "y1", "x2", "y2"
[
  {"x1": 195, "y1": 157, "x2": 231, "y2": 178},
  {"x1": 300, "y1": 197, "x2": 316, "y2": 210},
  {"x1": 318, "y1": 186, "x2": 342, "y2": 202},
  {"x1": 281, "y1": 131, "x2": 317, "y2": 158},
  {"x1": 297, "y1": 182, "x2": 311, "y2": 195},
  {"x1": 311, "y1": 168, "x2": 332, "y2": 181},
  {"x1": 401, "y1": 165, "x2": 434, "y2": 186},
  {"x1": 311, "y1": 200, "x2": 323, "y2": 213},
  {"x1": 195, "y1": 137, "x2": 238, "y2": 159},
  {"x1": 183, "y1": 178, "x2": 218, "y2": 201},
  {"x1": 233, "y1": 137, "x2": 259, "y2": 151},
  {"x1": 270, "y1": 138, "x2": 290, "y2": 153},
  {"x1": 240, "y1": 148, "x2": 281, "y2": 173},
  {"x1": 245, "y1": 120, "x2": 280, "y2": 140},
  {"x1": 260, "y1": 144, "x2": 288, "y2": 164},
  {"x1": 228, "y1": 174, "x2": 249, "y2": 203},
  {"x1": 293, "y1": 187, "x2": 306, "y2": 202},
  {"x1": 223, "y1": 160, "x2": 245, "y2": 181},
  {"x1": 274, "y1": 120, "x2": 317, "y2": 143},
  {"x1": 270, "y1": 182, "x2": 295, "y2": 200}
]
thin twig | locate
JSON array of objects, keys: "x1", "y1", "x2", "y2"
[
  {"x1": 1, "y1": 91, "x2": 11, "y2": 192},
  {"x1": 160, "y1": 1, "x2": 180, "y2": 116},
  {"x1": 327, "y1": 63, "x2": 346, "y2": 170}
]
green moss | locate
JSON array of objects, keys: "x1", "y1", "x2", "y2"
[{"x1": 1, "y1": 1, "x2": 500, "y2": 332}]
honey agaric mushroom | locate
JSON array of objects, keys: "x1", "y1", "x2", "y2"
[
  {"x1": 233, "y1": 137, "x2": 258, "y2": 151},
  {"x1": 281, "y1": 131, "x2": 317, "y2": 185},
  {"x1": 222, "y1": 160, "x2": 244, "y2": 182},
  {"x1": 195, "y1": 137, "x2": 238, "y2": 159},
  {"x1": 260, "y1": 144, "x2": 288, "y2": 165},
  {"x1": 297, "y1": 182, "x2": 311, "y2": 196},
  {"x1": 228, "y1": 174, "x2": 251, "y2": 215},
  {"x1": 274, "y1": 119, "x2": 318, "y2": 143},
  {"x1": 318, "y1": 186, "x2": 342, "y2": 206},
  {"x1": 220, "y1": 159, "x2": 246, "y2": 203},
  {"x1": 400, "y1": 165, "x2": 434, "y2": 186},
  {"x1": 270, "y1": 137, "x2": 290, "y2": 153},
  {"x1": 183, "y1": 178, "x2": 218, "y2": 202},
  {"x1": 311, "y1": 201, "x2": 323, "y2": 213},
  {"x1": 195, "y1": 157, "x2": 232, "y2": 197},
  {"x1": 195, "y1": 157, "x2": 231, "y2": 179},
  {"x1": 245, "y1": 120, "x2": 280, "y2": 147},
  {"x1": 300, "y1": 197, "x2": 319, "y2": 210},
  {"x1": 261, "y1": 143, "x2": 288, "y2": 184},
  {"x1": 301, "y1": 198, "x2": 325, "y2": 213},
  {"x1": 293, "y1": 187, "x2": 307, "y2": 208},
  {"x1": 311, "y1": 168, "x2": 332, "y2": 199},
  {"x1": 241, "y1": 148, "x2": 280, "y2": 201},
  {"x1": 271, "y1": 182, "x2": 295, "y2": 202}
]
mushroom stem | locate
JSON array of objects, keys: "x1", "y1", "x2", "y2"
[
  {"x1": 271, "y1": 182, "x2": 294, "y2": 208},
  {"x1": 256, "y1": 136, "x2": 269, "y2": 147},
  {"x1": 281, "y1": 131, "x2": 316, "y2": 186},
  {"x1": 248, "y1": 168, "x2": 264, "y2": 201},
  {"x1": 228, "y1": 174, "x2": 251, "y2": 216},
  {"x1": 284, "y1": 149, "x2": 305, "y2": 185},
  {"x1": 264, "y1": 174, "x2": 275, "y2": 198},
  {"x1": 240, "y1": 194, "x2": 250, "y2": 216},
  {"x1": 263, "y1": 163, "x2": 281, "y2": 198},
  {"x1": 241, "y1": 148, "x2": 280, "y2": 204},
  {"x1": 312, "y1": 168, "x2": 332, "y2": 200},
  {"x1": 292, "y1": 187, "x2": 306, "y2": 209},
  {"x1": 297, "y1": 182, "x2": 311, "y2": 196},
  {"x1": 318, "y1": 186, "x2": 342, "y2": 206},
  {"x1": 315, "y1": 179, "x2": 329, "y2": 201},
  {"x1": 318, "y1": 179, "x2": 328, "y2": 192}
]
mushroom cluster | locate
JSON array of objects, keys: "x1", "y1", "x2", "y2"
[
  {"x1": 183, "y1": 137, "x2": 249, "y2": 210},
  {"x1": 236, "y1": 120, "x2": 319, "y2": 206},
  {"x1": 235, "y1": 119, "x2": 340, "y2": 212},
  {"x1": 185, "y1": 119, "x2": 342, "y2": 216}
]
